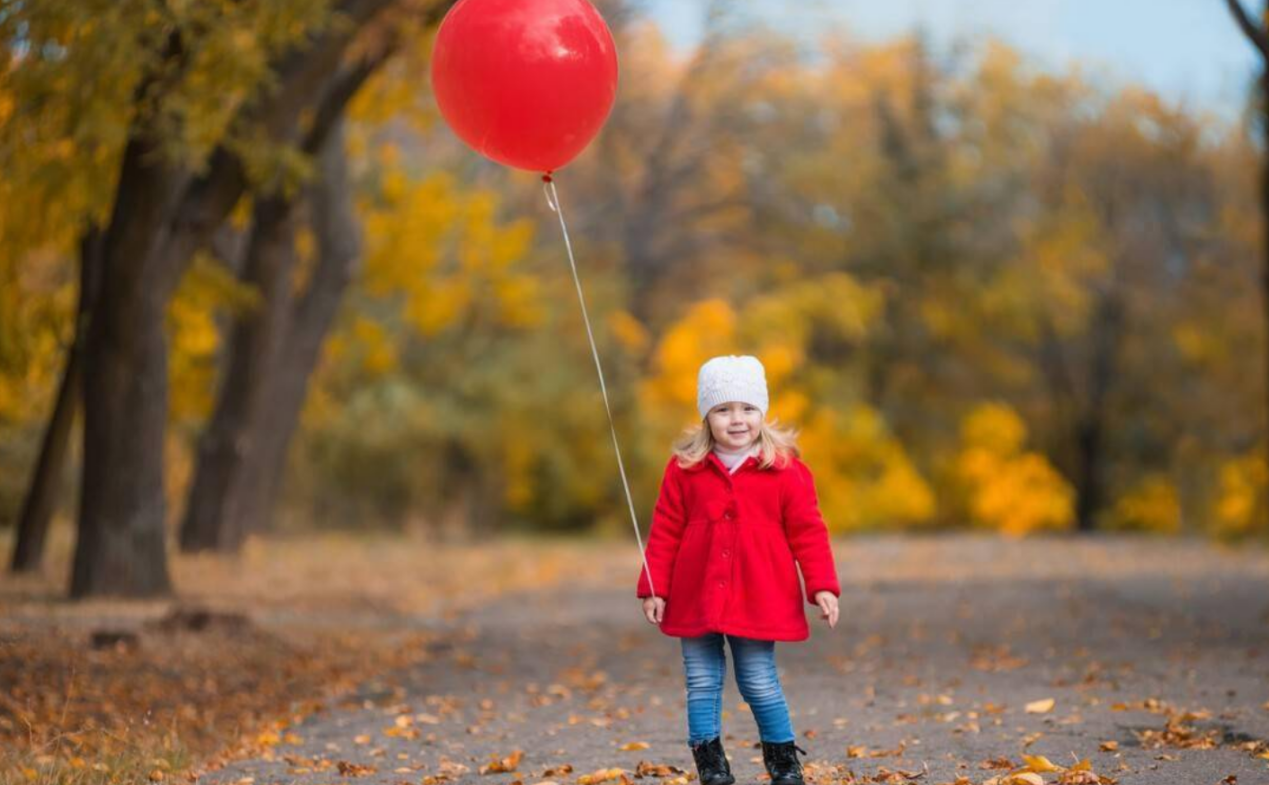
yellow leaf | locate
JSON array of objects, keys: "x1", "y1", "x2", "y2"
[
  {"x1": 576, "y1": 768, "x2": 626, "y2": 785},
  {"x1": 1020, "y1": 753, "x2": 1061, "y2": 772},
  {"x1": 1025, "y1": 698, "x2": 1055, "y2": 714},
  {"x1": 256, "y1": 730, "x2": 280, "y2": 746},
  {"x1": 478, "y1": 750, "x2": 523, "y2": 774}
]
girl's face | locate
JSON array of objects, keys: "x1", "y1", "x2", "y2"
[{"x1": 706, "y1": 401, "x2": 764, "y2": 450}]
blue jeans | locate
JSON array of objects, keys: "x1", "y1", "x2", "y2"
[{"x1": 680, "y1": 632, "x2": 795, "y2": 746}]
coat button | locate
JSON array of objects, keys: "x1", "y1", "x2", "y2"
[
  {"x1": 722, "y1": 549, "x2": 729, "y2": 557},
  {"x1": 724, "y1": 510, "x2": 734, "y2": 520}
]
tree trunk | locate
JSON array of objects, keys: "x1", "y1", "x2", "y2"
[
  {"x1": 1260, "y1": 63, "x2": 1269, "y2": 522},
  {"x1": 236, "y1": 120, "x2": 361, "y2": 536},
  {"x1": 180, "y1": 120, "x2": 361, "y2": 550},
  {"x1": 1073, "y1": 291, "x2": 1125, "y2": 532},
  {"x1": 179, "y1": 196, "x2": 301, "y2": 552},
  {"x1": 1223, "y1": 0, "x2": 1269, "y2": 535},
  {"x1": 72, "y1": 135, "x2": 190, "y2": 598},
  {"x1": 69, "y1": 1, "x2": 406, "y2": 595},
  {"x1": 10, "y1": 227, "x2": 103, "y2": 573}
]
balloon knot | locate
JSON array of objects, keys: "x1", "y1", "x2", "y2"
[{"x1": 542, "y1": 173, "x2": 553, "y2": 183}]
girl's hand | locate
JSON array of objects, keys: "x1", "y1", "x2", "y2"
[
  {"x1": 642, "y1": 596, "x2": 666, "y2": 625},
  {"x1": 815, "y1": 591, "x2": 839, "y2": 629}
]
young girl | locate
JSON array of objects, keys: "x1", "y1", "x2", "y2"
[{"x1": 635, "y1": 355, "x2": 841, "y2": 785}]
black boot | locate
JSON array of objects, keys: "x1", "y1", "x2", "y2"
[
  {"x1": 760, "y1": 740, "x2": 808, "y2": 785},
  {"x1": 689, "y1": 736, "x2": 735, "y2": 785}
]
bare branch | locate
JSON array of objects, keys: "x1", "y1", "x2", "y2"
[{"x1": 1225, "y1": 0, "x2": 1269, "y2": 59}]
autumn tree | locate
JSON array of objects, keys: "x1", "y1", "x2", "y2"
[
  {"x1": 1224, "y1": 0, "x2": 1269, "y2": 522},
  {"x1": 6, "y1": 11, "x2": 1265, "y2": 558},
  {"x1": 2, "y1": 0, "x2": 455, "y2": 594}
]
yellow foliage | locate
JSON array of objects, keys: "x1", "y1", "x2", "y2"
[
  {"x1": 229, "y1": 196, "x2": 254, "y2": 230},
  {"x1": 1109, "y1": 474, "x2": 1180, "y2": 533},
  {"x1": 637, "y1": 274, "x2": 894, "y2": 529},
  {"x1": 641, "y1": 299, "x2": 738, "y2": 414},
  {"x1": 502, "y1": 432, "x2": 537, "y2": 510},
  {"x1": 767, "y1": 389, "x2": 809, "y2": 425},
  {"x1": 0, "y1": 328, "x2": 64, "y2": 424},
  {"x1": 755, "y1": 341, "x2": 800, "y2": 387},
  {"x1": 955, "y1": 403, "x2": 1074, "y2": 536},
  {"x1": 347, "y1": 22, "x2": 439, "y2": 132},
  {"x1": 1212, "y1": 453, "x2": 1268, "y2": 537},
  {"x1": 403, "y1": 279, "x2": 468, "y2": 336},
  {"x1": 186, "y1": 251, "x2": 263, "y2": 316},
  {"x1": 291, "y1": 225, "x2": 317, "y2": 294},
  {"x1": 348, "y1": 315, "x2": 398, "y2": 377},
  {"x1": 493, "y1": 275, "x2": 543, "y2": 329},
  {"x1": 746, "y1": 273, "x2": 882, "y2": 351},
  {"x1": 163, "y1": 252, "x2": 263, "y2": 424},
  {"x1": 166, "y1": 277, "x2": 222, "y2": 423},
  {"x1": 607, "y1": 310, "x2": 650, "y2": 354},
  {"x1": 638, "y1": 272, "x2": 883, "y2": 431},
  {"x1": 0, "y1": 245, "x2": 73, "y2": 425},
  {"x1": 798, "y1": 405, "x2": 935, "y2": 531},
  {"x1": 1171, "y1": 321, "x2": 1224, "y2": 367},
  {"x1": 360, "y1": 171, "x2": 540, "y2": 335},
  {"x1": 960, "y1": 402, "x2": 1026, "y2": 455},
  {"x1": 377, "y1": 142, "x2": 400, "y2": 169},
  {"x1": 298, "y1": 377, "x2": 337, "y2": 432}
]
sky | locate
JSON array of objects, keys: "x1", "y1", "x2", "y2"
[{"x1": 641, "y1": 0, "x2": 1261, "y2": 123}]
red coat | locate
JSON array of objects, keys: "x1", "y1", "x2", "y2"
[{"x1": 635, "y1": 451, "x2": 841, "y2": 641}]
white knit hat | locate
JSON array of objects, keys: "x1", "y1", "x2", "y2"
[{"x1": 696, "y1": 355, "x2": 768, "y2": 419}]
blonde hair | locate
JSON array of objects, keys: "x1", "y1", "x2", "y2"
[{"x1": 672, "y1": 416, "x2": 801, "y2": 470}]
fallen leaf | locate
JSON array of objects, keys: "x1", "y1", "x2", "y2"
[
  {"x1": 635, "y1": 761, "x2": 685, "y2": 777},
  {"x1": 336, "y1": 761, "x2": 376, "y2": 777},
  {"x1": 479, "y1": 750, "x2": 524, "y2": 774},
  {"x1": 577, "y1": 768, "x2": 626, "y2": 785},
  {"x1": 1020, "y1": 754, "x2": 1061, "y2": 773}
]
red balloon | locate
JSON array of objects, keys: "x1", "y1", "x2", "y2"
[{"x1": 430, "y1": 0, "x2": 619, "y2": 174}]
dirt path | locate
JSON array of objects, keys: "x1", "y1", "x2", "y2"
[{"x1": 194, "y1": 534, "x2": 1269, "y2": 785}]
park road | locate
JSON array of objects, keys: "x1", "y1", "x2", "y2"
[{"x1": 196, "y1": 534, "x2": 1269, "y2": 785}]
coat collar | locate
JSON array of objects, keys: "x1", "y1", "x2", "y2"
[{"x1": 687, "y1": 451, "x2": 761, "y2": 477}]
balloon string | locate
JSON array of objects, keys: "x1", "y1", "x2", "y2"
[{"x1": 543, "y1": 176, "x2": 658, "y2": 601}]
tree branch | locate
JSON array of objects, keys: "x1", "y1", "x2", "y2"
[
  {"x1": 301, "y1": 0, "x2": 454, "y2": 154},
  {"x1": 1225, "y1": 0, "x2": 1269, "y2": 59},
  {"x1": 301, "y1": 45, "x2": 395, "y2": 155}
]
